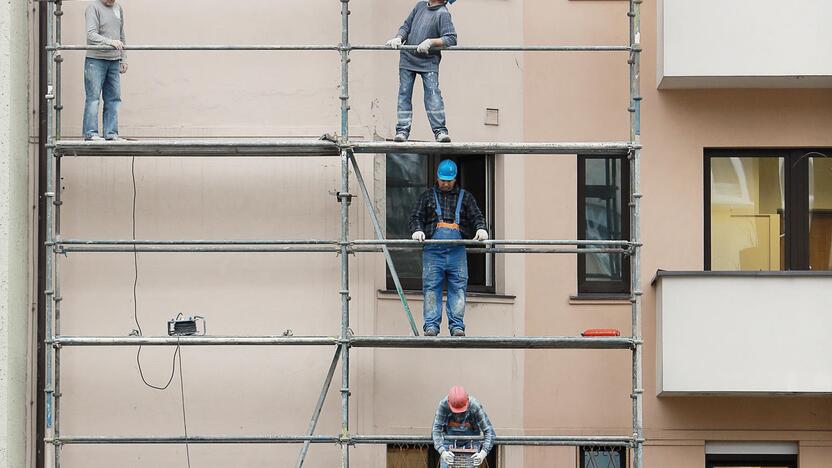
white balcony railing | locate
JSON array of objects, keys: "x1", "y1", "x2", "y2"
[
  {"x1": 655, "y1": 271, "x2": 832, "y2": 395},
  {"x1": 658, "y1": 0, "x2": 832, "y2": 89}
]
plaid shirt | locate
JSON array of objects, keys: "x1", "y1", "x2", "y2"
[
  {"x1": 432, "y1": 395, "x2": 495, "y2": 455},
  {"x1": 409, "y1": 186, "x2": 487, "y2": 240}
]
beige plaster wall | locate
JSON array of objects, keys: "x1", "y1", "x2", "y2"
[{"x1": 52, "y1": 1, "x2": 525, "y2": 467}]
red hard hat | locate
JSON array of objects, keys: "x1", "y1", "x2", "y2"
[{"x1": 448, "y1": 386, "x2": 469, "y2": 413}]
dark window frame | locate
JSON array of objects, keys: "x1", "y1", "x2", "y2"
[
  {"x1": 704, "y1": 148, "x2": 831, "y2": 271},
  {"x1": 705, "y1": 453, "x2": 797, "y2": 468},
  {"x1": 385, "y1": 153, "x2": 496, "y2": 294},
  {"x1": 577, "y1": 154, "x2": 631, "y2": 295},
  {"x1": 579, "y1": 446, "x2": 627, "y2": 468}
]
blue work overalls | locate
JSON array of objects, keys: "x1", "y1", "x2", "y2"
[
  {"x1": 440, "y1": 411, "x2": 482, "y2": 468},
  {"x1": 422, "y1": 188, "x2": 468, "y2": 334}
]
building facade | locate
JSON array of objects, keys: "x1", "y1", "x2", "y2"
[{"x1": 1, "y1": 0, "x2": 831, "y2": 467}]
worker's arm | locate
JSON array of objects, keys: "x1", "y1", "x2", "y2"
[
  {"x1": 431, "y1": 400, "x2": 450, "y2": 453},
  {"x1": 85, "y1": 6, "x2": 112, "y2": 46},
  {"x1": 408, "y1": 190, "x2": 430, "y2": 235},
  {"x1": 397, "y1": 4, "x2": 419, "y2": 43},
  {"x1": 119, "y1": 4, "x2": 127, "y2": 63},
  {"x1": 472, "y1": 399, "x2": 496, "y2": 454},
  {"x1": 437, "y1": 9, "x2": 457, "y2": 47},
  {"x1": 463, "y1": 192, "x2": 487, "y2": 232}
]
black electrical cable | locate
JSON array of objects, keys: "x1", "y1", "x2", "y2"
[
  {"x1": 130, "y1": 156, "x2": 192, "y2": 468},
  {"x1": 131, "y1": 155, "x2": 177, "y2": 390}
]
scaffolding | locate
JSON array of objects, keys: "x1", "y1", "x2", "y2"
[{"x1": 41, "y1": 0, "x2": 643, "y2": 467}]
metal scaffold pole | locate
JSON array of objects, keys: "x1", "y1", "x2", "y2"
[
  {"x1": 629, "y1": 0, "x2": 645, "y2": 466},
  {"x1": 338, "y1": 0, "x2": 351, "y2": 466},
  {"x1": 53, "y1": 2, "x2": 65, "y2": 468},
  {"x1": 43, "y1": 0, "x2": 56, "y2": 461}
]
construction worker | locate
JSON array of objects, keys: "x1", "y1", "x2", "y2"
[
  {"x1": 433, "y1": 386, "x2": 495, "y2": 467},
  {"x1": 83, "y1": 0, "x2": 127, "y2": 141},
  {"x1": 409, "y1": 160, "x2": 488, "y2": 336},
  {"x1": 385, "y1": 0, "x2": 457, "y2": 143}
]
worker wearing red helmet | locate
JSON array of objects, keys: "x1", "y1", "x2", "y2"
[{"x1": 432, "y1": 386, "x2": 495, "y2": 467}]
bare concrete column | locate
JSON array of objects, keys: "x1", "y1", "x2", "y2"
[{"x1": 0, "y1": 0, "x2": 31, "y2": 467}]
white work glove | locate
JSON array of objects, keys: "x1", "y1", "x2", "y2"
[
  {"x1": 474, "y1": 229, "x2": 489, "y2": 241},
  {"x1": 416, "y1": 38, "x2": 433, "y2": 54},
  {"x1": 471, "y1": 450, "x2": 487, "y2": 466},
  {"x1": 412, "y1": 231, "x2": 426, "y2": 242},
  {"x1": 440, "y1": 450, "x2": 455, "y2": 465},
  {"x1": 386, "y1": 36, "x2": 403, "y2": 49}
]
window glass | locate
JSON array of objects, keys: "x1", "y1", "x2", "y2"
[
  {"x1": 809, "y1": 156, "x2": 832, "y2": 270},
  {"x1": 386, "y1": 153, "x2": 429, "y2": 285},
  {"x1": 581, "y1": 446, "x2": 625, "y2": 468},
  {"x1": 710, "y1": 156, "x2": 785, "y2": 270},
  {"x1": 584, "y1": 157, "x2": 625, "y2": 283}
]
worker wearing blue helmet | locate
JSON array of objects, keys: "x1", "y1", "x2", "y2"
[
  {"x1": 386, "y1": 0, "x2": 457, "y2": 143},
  {"x1": 409, "y1": 160, "x2": 489, "y2": 336}
]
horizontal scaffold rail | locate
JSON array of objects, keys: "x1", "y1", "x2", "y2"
[
  {"x1": 50, "y1": 336, "x2": 636, "y2": 350},
  {"x1": 52, "y1": 139, "x2": 637, "y2": 157},
  {"x1": 350, "y1": 141, "x2": 635, "y2": 155},
  {"x1": 50, "y1": 44, "x2": 632, "y2": 53},
  {"x1": 47, "y1": 435, "x2": 634, "y2": 447},
  {"x1": 52, "y1": 139, "x2": 340, "y2": 157},
  {"x1": 54, "y1": 239, "x2": 633, "y2": 255}
]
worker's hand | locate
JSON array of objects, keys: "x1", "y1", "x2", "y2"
[
  {"x1": 440, "y1": 450, "x2": 455, "y2": 465},
  {"x1": 474, "y1": 229, "x2": 489, "y2": 241},
  {"x1": 412, "y1": 231, "x2": 426, "y2": 242},
  {"x1": 416, "y1": 39, "x2": 433, "y2": 54},
  {"x1": 386, "y1": 36, "x2": 403, "y2": 49},
  {"x1": 119, "y1": 62, "x2": 128, "y2": 74},
  {"x1": 109, "y1": 39, "x2": 124, "y2": 50},
  {"x1": 471, "y1": 450, "x2": 487, "y2": 466}
]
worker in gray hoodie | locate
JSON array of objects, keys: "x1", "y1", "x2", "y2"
[
  {"x1": 83, "y1": 0, "x2": 127, "y2": 141},
  {"x1": 386, "y1": 0, "x2": 457, "y2": 143}
]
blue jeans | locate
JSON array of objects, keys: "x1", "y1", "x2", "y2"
[
  {"x1": 83, "y1": 57, "x2": 121, "y2": 139},
  {"x1": 396, "y1": 68, "x2": 448, "y2": 137},
  {"x1": 422, "y1": 245, "x2": 468, "y2": 334}
]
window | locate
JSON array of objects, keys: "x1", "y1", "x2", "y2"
[
  {"x1": 386, "y1": 444, "x2": 498, "y2": 467},
  {"x1": 580, "y1": 446, "x2": 626, "y2": 468},
  {"x1": 705, "y1": 149, "x2": 832, "y2": 271},
  {"x1": 386, "y1": 153, "x2": 495, "y2": 292},
  {"x1": 705, "y1": 454, "x2": 797, "y2": 468},
  {"x1": 577, "y1": 155, "x2": 631, "y2": 295}
]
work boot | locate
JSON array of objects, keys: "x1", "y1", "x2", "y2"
[
  {"x1": 451, "y1": 328, "x2": 465, "y2": 337},
  {"x1": 394, "y1": 133, "x2": 408, "y2": 142},
  {"x1": 85, "y1": 134, "x2": 104, "y2": 141},
  {"x1": 424, "y1": 328, "x2": 439, "y2": 337},
  {"x1": 435, "y1": 132, "x2": 451, "y2": 143}
]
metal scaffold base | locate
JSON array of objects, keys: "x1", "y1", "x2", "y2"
[{"x1": 41, "y1": 0, "x2": 643, "y2": 466}]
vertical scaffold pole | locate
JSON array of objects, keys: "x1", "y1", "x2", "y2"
[
  {"x1": 628, "y1": 0, "x2": 644, "y2": 466},
  {"x1": 53, "y1": 2, "x2": 64, "y2": 468},
  {"x1": 338, "y1": 0, "x2": 352, "y2": 466},
  {"x1": 43, "y1": 0, "x2": 56, "y2": 456}
]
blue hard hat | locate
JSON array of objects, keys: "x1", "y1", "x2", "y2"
[{"x1": 437, "y1": 159, "x2": 458, "y2": 181}]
